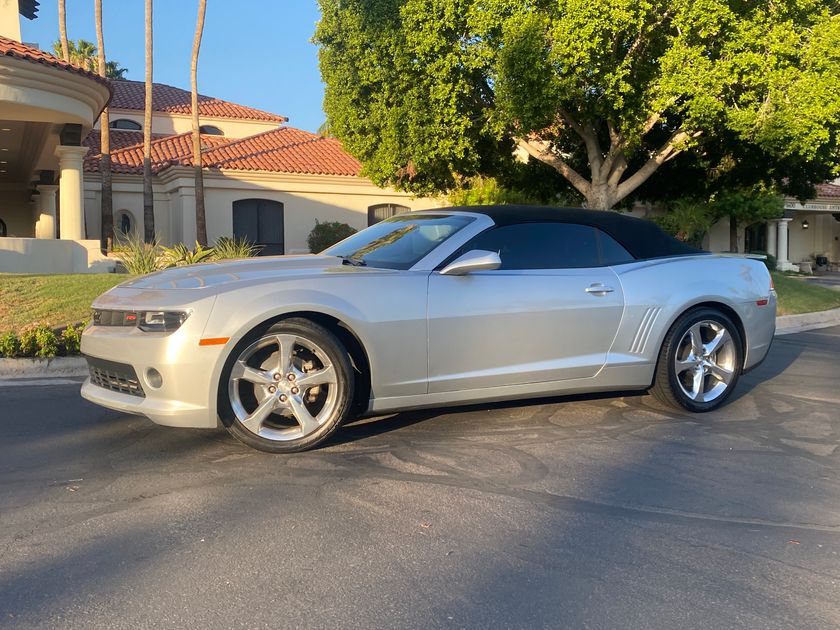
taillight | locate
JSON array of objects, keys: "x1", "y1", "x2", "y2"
[{"x1": 769, "y1": 275, "x2": 775, "y2": 291}]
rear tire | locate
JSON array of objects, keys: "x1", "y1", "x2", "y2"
[
  {"x1": 218, "y1": 318, "x2": 354, "y2": 453},
  {"x1": 651, "y1": 307, "x2": 743, "y2": 412}
]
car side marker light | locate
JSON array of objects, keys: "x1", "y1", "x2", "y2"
[{"x1": 199, "y1": 337, "x2": 230, "y2": 346}]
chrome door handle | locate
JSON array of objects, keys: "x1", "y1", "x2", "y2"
[{"x1": 585, "y1": 284, "x2": 614, "y2": 295}]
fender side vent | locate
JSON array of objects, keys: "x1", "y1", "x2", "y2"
[{"x1": 629, "y1": 307, "x2": 661, "y2": 355}]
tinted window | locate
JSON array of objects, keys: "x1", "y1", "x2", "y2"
[
  {"x1": 110, "y1": 119, "x2": 142, "y2": 131},
  {"x1": 462, "y1": 222, "x2": 600, "y2": 269},
  {"x1": 597, "y1": 230, "x2": 635, "y2": 265}
]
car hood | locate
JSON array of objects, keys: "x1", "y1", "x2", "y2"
[{"x1": 118, "y1": 255, "x2": 383, "y2": 290}]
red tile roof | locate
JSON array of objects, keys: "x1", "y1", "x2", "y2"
[
  {"x1": 196, "y1": 127, "x2": 363, "y2": 176},
  {"x1": 83, "y1": 130, "x2": 229, "y2": 174},
  {"x1": 84, "y1": 127, "x2": 363, "y2": 178},
  {"x1": 109, "y1": 80, "x2": 287, "y2": 123},
  {"x1": 815, "y1": 183, "x2": 840, "y2": 199},
  {"x1": 0, "y1": 36, "x2": 110, "y2": 88}
]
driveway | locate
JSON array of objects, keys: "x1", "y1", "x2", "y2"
[{"x1": 1, "y1": 327, "x2": 839, "y2": 629}]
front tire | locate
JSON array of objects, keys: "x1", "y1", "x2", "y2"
[
  {"x1": 218, "y1": 318, "x2": 354, "y2": 453},
  {"x1": 651, "y1": 308, "x2": 743, "y2": 412}
]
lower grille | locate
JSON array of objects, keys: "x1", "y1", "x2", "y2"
[{"x1": 86, "y1": 356, "x2": 145, "y2": 398}]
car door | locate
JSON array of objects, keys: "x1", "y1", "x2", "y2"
[{"x1": 427, "y1": 222, "x2": 626, "y2": 393}]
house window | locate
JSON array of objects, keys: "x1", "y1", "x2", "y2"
[
  {"x1": 233, "y1": 199, "x2": 284, "y2": 256},
  {"x1": 199, "y1": 125, "x2": 224, "y2": 136},
  {"x1": 115, "y1": 210, "x2": 134, "y2": 236},
  {"x1": 110, "y1": 119, "x2": 142, "y2": 131},
  {"x1": 368, "y1": 203, "x2": 409, "y2": 226},
  {"x1": 0, "y1": 218, "x2": 6, "y2": 237}
]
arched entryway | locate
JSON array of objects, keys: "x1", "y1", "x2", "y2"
[{"x1": 233, "y1": 199, "x2": 285, "y2": 255}]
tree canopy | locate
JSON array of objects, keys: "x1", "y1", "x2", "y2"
[
  {"x1": 315, "y1": 0, "x2": 840, "y2": 209},
  {"x1": 52, "y1": 39, "x2": 128, "y2": 79}
]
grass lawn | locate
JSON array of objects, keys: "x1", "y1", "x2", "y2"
[
  {"x1": 772, "y1": 272, "x2": 840, "y2": 316},
  {"x1": 0, "y1": 274, "x2": 129, "y2": 334}
]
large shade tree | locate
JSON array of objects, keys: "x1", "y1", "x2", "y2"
[{"x1": 315, "y1": 0, "x2": 840, "y2": 210}]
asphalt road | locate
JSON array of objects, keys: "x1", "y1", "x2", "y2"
[{"x1": 1, "y1": 327, "x2": 839, "y2": 630}]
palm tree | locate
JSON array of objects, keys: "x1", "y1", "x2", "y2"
[
  {"x1": 94, "y1": 0, "x2": 113, "y2": 251},
  {"x1": 57, "y1": 0, "x2": 69, "y2": 61},
  {"x1": 143, "y1": 0, "x2": 155, "y2": 242},
  {"x1": 191, "y1": 0, "x2": 208, "y2": 246},
  {"x1": 106, "y1": 61, "x2": 129, "y2": 80}
]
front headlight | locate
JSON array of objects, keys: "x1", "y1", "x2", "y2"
[{"x1": 138, "y1": 311, "x2": 190, "y2": 333}]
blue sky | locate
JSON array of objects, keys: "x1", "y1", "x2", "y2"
[{"x1": 21, "y1": 1, "x2": 326, "y2": 133}]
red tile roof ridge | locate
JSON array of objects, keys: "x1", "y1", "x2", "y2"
[{"x1": 109, "y1": 79, "x2": 287, "y2": 123}]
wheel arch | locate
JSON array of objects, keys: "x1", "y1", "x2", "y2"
[
  {"x1": 217, "y1": 310, "x2": 373, "y2": 416},
  {"x1": 650, "y1": 300, "x2": 748, "y2": 387}
]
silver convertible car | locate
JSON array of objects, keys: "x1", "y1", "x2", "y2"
[{"x1": 81, "y1": 206, "x2": 776, "y2": 453}]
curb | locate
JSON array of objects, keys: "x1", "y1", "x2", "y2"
[
  {"x1": 775, "y1": 306, "x2": 840, "y2": 335},
  {"x1": 1, "y1": 309, "x2": 839, "y2": 380},
  {"x1": 0, "y1": 357, "x2": 88, "y2": 379}
]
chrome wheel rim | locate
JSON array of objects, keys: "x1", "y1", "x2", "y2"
[
  {"x1": 228, "y1": 333, "x2": 339, "y2": 442},
  {"x1": 673, "y1": 320, "x2": 737, "y2": 403}
]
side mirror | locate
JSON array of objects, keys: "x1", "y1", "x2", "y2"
[{"x1": 439, "y1": 249, "x2": 501, "y2": 276}]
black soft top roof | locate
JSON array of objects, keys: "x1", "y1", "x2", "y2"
[{"x1": 449, "y1": 205, "x2": 702, "y2": 260}]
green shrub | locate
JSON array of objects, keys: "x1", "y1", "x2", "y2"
[
  {"x1": 115, "y1": 232, "x2": 161, "y2": 275},
  {"x1": 213, "y1": 236, "x2": 261, "y2": 260},
  {"x1": 0, "y1": 331, "x2": 20, "y2": 358},
  {"x1": 160, "y1": 242, "x2": 215, "y2": 268},
  {"x1": 308, "y1": 220, "x2": 357, "y2": 253},
  {"x1": 61, "y1": 324, "x2": 83, "y2": 355},
  {"x1": 448, "y1": 176, "x2": 550, "y2": 207},
  {"x1": 18, "y1": 326, "x2": 39, "y2": 357},
  {"x1": 34, "y1": 325, "x2": 58, "y2": 358}
]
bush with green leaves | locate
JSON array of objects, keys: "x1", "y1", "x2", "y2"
[
  {"x1": 34, "y1": 325, "x2": 58, "y2": 358},
  {"x1": 17, "y1": 324, "x2": 57, "y2": 358},
  {"x1": 115, "y1": 232, "x2": 161, "y2": 275},
  {"x1": 61, "y1": 324, "x2": 84, "y2": 355},
  {"x1": 0, "y1": 331, "x2": 20, "y2": 358},
  {"x1": 307, "y1": 221, "x2": 357, "y2": 253},
  {"x1": 160, "y1": 242, "x2": 215, "y2": 268},
  {"x1": 213, "y1": 236, "x2": 262, "y2": 260},
  {"x1": 448, "y1": 176, "x2": 551, "y2": 207}
]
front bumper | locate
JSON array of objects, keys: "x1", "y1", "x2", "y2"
[{"x1": 80, "y1": 292, "x2": 226, "y2": 429}]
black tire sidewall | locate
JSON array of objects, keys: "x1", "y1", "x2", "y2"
[
  {"x1": 218, "y1": 318, "x2": 354, "y2": 453},
  {"x1": 662, "y1": 308, "x2": 743, "y2": 413}
]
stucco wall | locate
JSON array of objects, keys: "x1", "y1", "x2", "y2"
[
  {"x1": 97, "y1": 111, "x2": 280, "y2": 140},
  {"x1": 0, "y1": 187, "x2": 35, "y2": 237},
  {"x1": 84, "y1": 171, "x2": 442, "y2": 253},
  {"x1": 0, "y1": 238, "x2": 115, "y2": 273}
]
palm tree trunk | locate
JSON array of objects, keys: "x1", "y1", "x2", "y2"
[
  {"x1": 94, "y1": 0, "x2": 113, "y2": 251},
  {"x1": 143, "y1": 0, "x2": 155, "y2": 243},
  {"x1": 191, "y1": 0, "x2": 208, "y2": 247},
  {"x1": 57, "y1": 0, "x2": 70, "y2": 61}
]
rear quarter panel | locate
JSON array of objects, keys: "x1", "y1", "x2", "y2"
[{"x1": 609, "y1": 255, "x2": 775, "y2": 371}]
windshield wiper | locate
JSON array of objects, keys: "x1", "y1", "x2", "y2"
[{"x1": 338, "y1": 255, "x2": 367, "y2": 267}]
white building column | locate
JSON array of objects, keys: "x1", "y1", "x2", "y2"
[
  {"x1": 766, "y1": 220, "x2": 778, "y2": 258},
  {"x1": 35, "y1": 184, "x2": 58, "y2": 239},
  {"x1": 54, "y1": 145, "x2": 89, "y2": 240},
  {"x1": 776, "y1": 218, "x2": 798, "y2": 271}
]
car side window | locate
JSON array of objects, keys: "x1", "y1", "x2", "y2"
[
  {"x1": 596, "y1": 229, "x2": 635, "y2": 265},
  {"x1": 462, "y1": 222, "x2": 601, "y2": 269}
]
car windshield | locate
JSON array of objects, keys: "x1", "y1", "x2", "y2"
[{"x1": 323, "y1": 214, "x2": 474, "y2": 270}]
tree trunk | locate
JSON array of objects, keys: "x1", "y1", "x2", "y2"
[
  {"x1": 94, "y1": 0, "x2": 113, "y2": 251},
  {"x1": 729, "y1": 214, "x2": 739, "y2": 253},
  {"x1": 143, "y1": 0, "x2": 155, "y2": 243},
  {"x1": 191, "y1": 0, "x2": 208, "y2": 247},
  {"x1": 57, "y1": 0, "x2": 70, "y2": 61}
]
